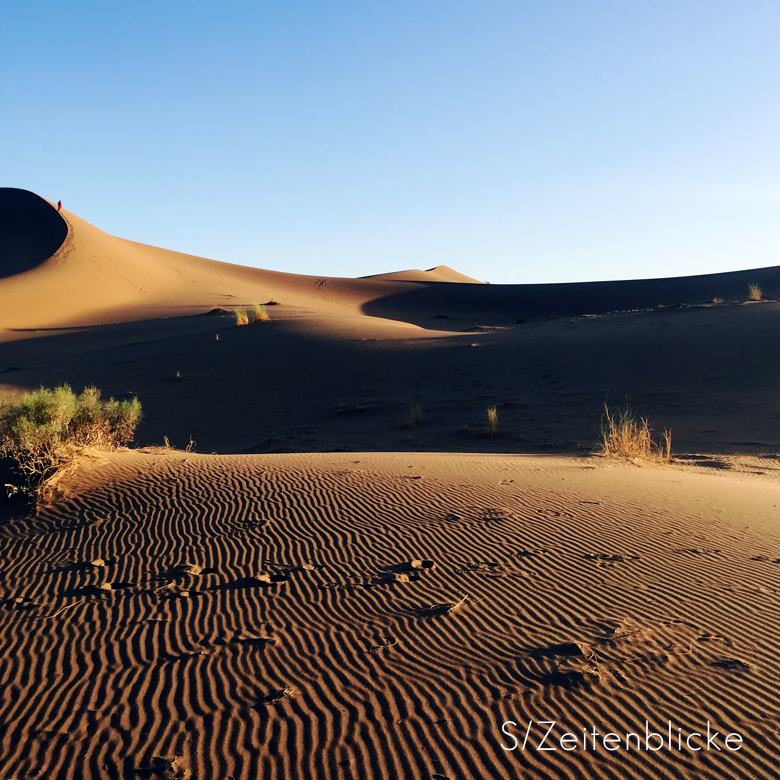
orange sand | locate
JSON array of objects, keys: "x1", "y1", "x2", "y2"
[{"x1": 1, "y1": 188, "x2": 779, "y2": 779}]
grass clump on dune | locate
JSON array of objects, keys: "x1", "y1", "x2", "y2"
[
  {"x1": 0, "y1": 385, "x2": 141, "y2": 499},
  {"x1": 234, "y1": 309, "x2": 249, "y2": 326},
  {"x1": 485, "y1": 406, "x2": 498, "y2": 437},
  {"x1": 748, "y1": 283, "x2": 763, "y2": 301},
  {"x1": 407, "y1": 403, "x2": 422, "y2": 428},
  {"x1": 599, "y1": 403, "x2": 671, "y2": 463},
  {"x1": 252, "y1": 303, "x2": 270, "y2": 322}
]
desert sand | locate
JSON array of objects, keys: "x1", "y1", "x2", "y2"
[{"x1": 1, "y1": 187, "x2": 779, "y2": 779}]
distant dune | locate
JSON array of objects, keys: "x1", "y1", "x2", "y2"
[
  {"x1": 360, "y1": 265, "x2": 485, "y2": 284},
  {"x1": 4, "y1": 187, "x2": 780, "y2": 332}
]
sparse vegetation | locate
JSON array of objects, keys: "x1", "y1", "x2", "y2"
[
  {"x1": 252, "y1": 303, "x2": 270, "y2": 322},
  {"x1": 161, "y1": 435, "x2": 196, "y2": 453},
  {"x1": 408, "y1": 403, "x2": 422, "y2": 428},
  {"x1": 712, "y1": 297, "x2": 723, "y2": 304},
  {"x1": 0, "y1": 385, "x2": 141, "y2": 499},
  {"x1": 748, "y1": 283, "x2": 763, "y2": 301},
  {"x1": 485, "y1": 406, "x2": 498, "y2": 437},
  {"x1": 234, "y1": 309, "x2": 249, "y2": 326},
  {"x1": 599, "y1": 403, "x2": 671, "y2": 463}
]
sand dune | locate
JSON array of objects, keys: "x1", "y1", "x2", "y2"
[
  {"x1": 0, "y1": 451, "x2": 777, "y2": 779},
  {"x1": 1, "y1": 188, "x2": 779, "y2": 778},
  {"x1": 4, "y1": 187, "x2": 780, "y2": 334}
]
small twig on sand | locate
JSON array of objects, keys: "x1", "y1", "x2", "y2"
[
  {"x1": 40, "y1": 598, "x2": 86, "y2": 620},
  {"x1": 447, "y1": 595, "x2": 469, "y2": 613}
]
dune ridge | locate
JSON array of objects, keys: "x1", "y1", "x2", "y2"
[
  {"x1": 4, "y1": 187, "x2": 780, "y2": 334},
  {"x1": 360, "y1": 265, "x2": 484, "y2": 284}
]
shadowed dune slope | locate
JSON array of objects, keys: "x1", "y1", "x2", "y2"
[
  {"x1": 0, "y1": 188, "x2": 68, "y2": 279},
  {"x1": 0, "y1": 451, "x2": 777, "y2": 779},
  {"x1": 4, "y1": 299, "x2": 780, "y2": 455},
  {"x1": 362, "y1": 263, "x2": 780, "y2": 326}
]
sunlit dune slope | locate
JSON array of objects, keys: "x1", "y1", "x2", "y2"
[
  {"x1": 0, "y1": 189, "x2": 463, "y2": 330},
  {"x1": 4, "y1": 187, "x2": 780, "y2": 333}
]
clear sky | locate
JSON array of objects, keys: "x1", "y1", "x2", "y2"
[{"x1": 2, "y1": 1, "x2": 779, "y2": 284}]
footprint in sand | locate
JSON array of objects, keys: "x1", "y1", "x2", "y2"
[
  {"x1": 228, "y1": 573, "x2": 289, "y2": 588},
  {"x1": 75, "y1": 582, "x2": 134, "y2": 595},
  {"x1": 510, "y1": 548, "x2": 550, "y2": 558},
  {"x1": 173, "y1": 563, "x2": 216, "y2": 576},
  {"x1": 153, "y1": 582, "x2": 204, "y2": 599},
  {"x1": 410, "y1": 559, "x2": 436, "y2": 570},
  {"x1": 4, "y1": 596, "x2": 40, "y2": 611},
  {"x1": 367, "y1": 636, "x2": 398, "y2": 652},
  {"x1": 381, "y1": 560, "x2": 436, "y2": 582},
  {"x1": 456, "y1": 561, "x2": 505, "y2": 575},
  {"x1": 518, "y1": 641, "x2": 603, "y2": 690},
  {"x1": 711, "y1": 658, "x2": 751, "y2": 672},
  {"x1": 584, "y1": 553, "x2": 640, "y2": 567},
  {"x1": 136, "y1": 754, "x2": 189, "y2": 778},
  {"x1": 536, "y1": 508, "x2": 573, "y2": 519},
  {"x1": 674, "y1": 547, "x2": 721, "y2": 556},
  {"x1": 523, "y1": 642, "x2": 601, "y2": 689}
]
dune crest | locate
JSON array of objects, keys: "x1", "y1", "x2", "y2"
[
  {"x1": 0, "y1": 189, "x2": 481, "y2": 332},
  {"x1": 361, "y1": 265, "x2": 484, "y2": 284},
  {"x1": 5, "y1": 188, "x2": 780, "y2": 334}
]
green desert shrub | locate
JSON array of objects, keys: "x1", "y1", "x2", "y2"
[{"x1": 0, "y1": 385, "x2": 141, "y2": 498}]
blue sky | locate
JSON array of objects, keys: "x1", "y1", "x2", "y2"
[{"x1": 2, "y1": 1, "x2": 779, "y2": 283}]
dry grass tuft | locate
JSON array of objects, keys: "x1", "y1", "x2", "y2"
[
  {"x1": 252, "y1": 304, "x2": 270, "y2": 323},
  {"x1": 599, "y1": 403, "x2": 672, "y2": 463},
  {"x1": 748, "y1": 283, "x2": 763, "y2": 301},
  {"x1": 485, "y1": 406, "x2": 498, "y2": 437},
  {"x1": 407, "y1": 403, "x2": 422, "y2": 428},
  {"x1": 712, "y1": 297, "x2": 723, "y2": 304},
  {"x1": 234, "y1": 309, "x2": 249, "y2": 326},
  {"x1": 160, "y1": 435, "x2": 196, "y2": 453},
  {"x1": 0, "y1": 385, "x2": 141, "y2": 500}
]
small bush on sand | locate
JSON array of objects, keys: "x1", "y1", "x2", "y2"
[
  {"x1": 252, "y1": 304, "x2": 270, "y2": 323},
  {"x1": 486, "y1": 406, "x2": 498, "y2": 437},
  {"x1": 234, "y1": 309, "x2": 249, "y2": 326},
  {"x1": 408, "y1": 404, "x2": 422, "y2": 428},
  {"x1": 0, "y1": 385, "x2": 141, "y2": 499},
  {"x1": 748, "y1": 284, "x2": 763, "y2": 301},
  {"x1": 599, "y1": 403, "x2": 671, "y2": 463},
  {"x1": 712, "y1": 297, "x2": 723, "y2": 304}
]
